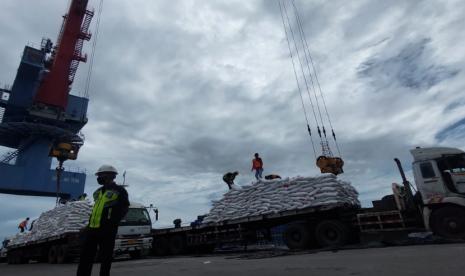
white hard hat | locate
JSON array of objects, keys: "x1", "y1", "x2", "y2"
[{"x1": 95, "y1": 165, "x2": 118, "y2": 175}]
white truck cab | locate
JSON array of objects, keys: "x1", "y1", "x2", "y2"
[
  {"x1": 114, "y1": 202, "x2": 153, "y2": 258},
  {"x1": 410, "y1": 147, "x2": 465, "y2": 238}
]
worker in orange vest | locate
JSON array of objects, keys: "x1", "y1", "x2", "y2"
[
  {"x1": 18, "y1": 217, "x2": 29, "y2": 233},
  {"x1": 251, "y1": 153, "x2": 264, "y2": 180}
]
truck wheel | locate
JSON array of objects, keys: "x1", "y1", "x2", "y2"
[
  {"x1": 19, "y1": 255, "x2": 29, "y2": 264},
  {"x1": 315, "y1": 220, "x2": 349, "y2": 248},
  {"x1": 169, "y1": 235, "x2": 186, "y2": 255},
  {"x1": 7, "y1": 254, "x2": 17, "y2": 265},
  {"x1": 48, "y1": 245, "x2": 58, "y2": 264},
  {"x1": 430, "y1": 206, "x2": 465, "y2": 239},
  {"x1": 56, "y1": 245, "x2": 68, "y2": 264},
  {"x1": 283, "y1": 223, "x2": 311, "y2": 250},
  {"x1": 153, "y1": 237, "x2": 170, "y2": 256},
  {"x1": 195, "y1": 244, "x2": 215, "y2": 254},
  {"x1": 129, "y1": 250, "x2": 142, "y2": 259}
]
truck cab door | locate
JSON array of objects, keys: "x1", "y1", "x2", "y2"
[
  {"x1": 437, "y1": 155, "x2": 465, "y2": 194},
  {"x1": 413, "y1": 161, "x2": 446, "y2": 203}
]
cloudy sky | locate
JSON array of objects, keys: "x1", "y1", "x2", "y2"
[{"x1": 1, "y1": 0, "x2": 465, "y2": 239}]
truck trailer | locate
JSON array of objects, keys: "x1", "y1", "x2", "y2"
[
  {"x1": 150, "y1": 147, "x2": 465, "y2": 254},
  {"x1": 6, "y1": 202, "x2": 153, "y2": 264}
]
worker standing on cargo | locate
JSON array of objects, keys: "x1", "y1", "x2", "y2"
[
  {"x1": 18, "y1": 217, "x2": 29, "y2": 233},
  {"x1": 251, "y1": 153, "x2": 264, "y2": 180},
  {"x1": 77, "y1": 165, "x2": 129, "y2": 276},
  {"x1": 223, "y1": 171, "x2": 239, "y2": 189},
  {"x1": 78, "y1": 193, "x2": 87, "y2": 201}
]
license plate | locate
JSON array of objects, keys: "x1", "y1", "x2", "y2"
[{"x1": 127, "y1": 239, "x2": 137, "y2": 244}]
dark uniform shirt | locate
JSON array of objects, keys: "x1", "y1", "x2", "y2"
[{"x1": 223, "y1": 172, "x2": 237, "y2": 184}]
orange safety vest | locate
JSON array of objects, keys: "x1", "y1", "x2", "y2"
[{"x1": 252, "y1": 158, "x2": 263, "y2": 169}]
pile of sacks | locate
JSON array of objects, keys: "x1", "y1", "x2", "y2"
[
  {"x1": 203, "y1": 174, "x2": 360, "y2": 223},
  {"x1": 8, "y1": 201, "x2": 92, "y2": 246}
]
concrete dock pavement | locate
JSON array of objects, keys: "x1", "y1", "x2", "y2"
[{"x1": 1, "y1": 243, "x2": 465, "y2": 276}]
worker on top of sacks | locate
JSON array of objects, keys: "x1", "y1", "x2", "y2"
[
  {"x1": 77, "y1": 165, "x2": 129, "y2": 276},
  {"x1": 223, "y1": 171, "x2": 239, "y2": 190},
  {"x1": 78, "y1": 193, "x2": 87, "y2": 201},
  {"x1": 18, "y1": 217, "x2": 29, "y2": 233},
  {"x1": 251, "y1": 153, "x2": 264, "y2": 180},
  {"x1": 265, "y1": 174, "x2": 281, "y2": 180}
]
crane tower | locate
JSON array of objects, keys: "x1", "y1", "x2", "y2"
[{"x1": 0, "y1": 0, "x2": 93, "y2": 199}]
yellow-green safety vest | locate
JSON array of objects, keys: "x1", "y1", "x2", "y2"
[{"x1": 89, "y1": 189, "x2": 120, "y2": 228}]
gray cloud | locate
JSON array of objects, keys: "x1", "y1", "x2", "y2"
[{"x1": 358, "y1": 38, "x2": 460, "y2": 90}]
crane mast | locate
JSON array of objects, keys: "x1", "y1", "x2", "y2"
[
  {"x1": 0, "y1": 0, "x2": 94, "y2": 200},
  {"x1": 34, "y1": 0, "x2": 93, "y2": 113}
]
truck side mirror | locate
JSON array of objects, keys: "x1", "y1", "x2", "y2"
[{"x1": 154, "y1": 209, "x2": 159, "y2": 221}]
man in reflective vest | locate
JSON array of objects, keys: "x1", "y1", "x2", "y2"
[{"x1": 77, "y1": 165, "x2": 129, "y2": 276}]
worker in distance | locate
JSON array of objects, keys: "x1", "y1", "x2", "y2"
[{"x1": 77, "y1": 165, "x2": 129, "y2": 276}]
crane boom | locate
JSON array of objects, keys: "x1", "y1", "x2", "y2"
[{"x1": 34, "y1": 0, "x2": 93, "y2": 110}]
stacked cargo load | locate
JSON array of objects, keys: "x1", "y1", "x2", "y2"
[
  {"x1": 8, "y1": 201, "x2": 92, "y2": 246},
  {"x1": 203, "y1": 174, "x2": 360, "y2": 223}
]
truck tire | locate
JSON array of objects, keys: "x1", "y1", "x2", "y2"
[
  {"x1": 19, "y1": 256, "x2": 29, "y2": 264},
  {"x1": 48, "y1": 245, "x2": 58, "y2": 264},
  {"x1": 430, "y1": 206, "x2": 465, "y2": 239},
  {"x1": 315, "y1": 220, "x2": 349, "y2": 248},
  {"x1": 56, "y1": 245, "x2": 68, "y2": 264},
  {"x1": 195, "y1": 244, "x2": 215, "y2": 254},
  {"x1": 169, "y1": 235, "x2": 186, "y2": 255},
  {"x1": 7, "y1": 254, "x2": 18, "y2": 265},
  {"x1": 153, "y1": 237, "x2": 170, "y2": 256},
  {"x1": 129, "y1": 250, "x2": 142, "y2": 259},
  {"x1": 283, "y1": 223, "x2": 311, "y2": 250}
]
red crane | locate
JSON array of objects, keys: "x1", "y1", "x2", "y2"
[{"x1": 34, "y1": 0, "x2": 93, "y2": 110}]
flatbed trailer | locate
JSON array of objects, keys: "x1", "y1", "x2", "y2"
[
  {"x1": 151, "y1": 198, "x2": 427, "y2": 256},
  {"x1": 6, "y1": 232, "x2": 82, "y2": 264},
  {"x1": 151, "y1": 203, "x2": 372, "y2": 255}
]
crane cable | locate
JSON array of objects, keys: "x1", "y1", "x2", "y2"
[
  {"x1": 278, "y1": 1, "x2": 317, "y2": 159},
  {"x1": 290, "y1": 1, "x2": 326, "y2": 139},
  {"x1": 84, "y1": 0, "x2": 104, "y2": 99},
  {"x1": 281, "y1": 2, "x2": 322, "y2": 137},
  {"x1": 290, "y1": 0, "x2": 342, "y2": 157}
]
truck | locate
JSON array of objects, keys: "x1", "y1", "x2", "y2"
[
  {"x1": 6, "y1": 202, "x2": 154, "y2": 264},
  {"x1": 149, "y1": 147, "x2": 465, "y2": 254},
  {"x1": 114, "y1": 202, "x2": 153, "y2": 259}
]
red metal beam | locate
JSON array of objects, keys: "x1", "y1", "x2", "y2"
[{"x1": 34, "y1": 0, "x2": 91, "y2": 110}]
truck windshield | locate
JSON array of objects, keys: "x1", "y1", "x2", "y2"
[
  {"x1": 120, "y1": 208, "x2": 151, "y2": 226},
  {"x1": 438, "y1": 154, "x2": 465, "y2": 173}
]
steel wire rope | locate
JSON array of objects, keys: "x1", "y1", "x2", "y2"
[
  {"x1": 290, "y1": 2, "x2": 326, "y2": 137},
  {"x1": 281, "y1": 1, "x2": 321, "y2": 140},
  {"x1": 84, "y1": 0, "x2": 104, "y2": 99},
  {"x1": 291, "y1": 0, "x2": 342, "y2": 157},
  {"x1": 278, "y1": 0, "x2": 317, "y2": 159}
]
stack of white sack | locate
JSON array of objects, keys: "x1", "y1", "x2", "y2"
[
  {"x1": 8, "y1": 201, "x2": 92, "y2": 246},
  {"x1": 203, "y1": 174, "x2": 360, "y2": 223}
]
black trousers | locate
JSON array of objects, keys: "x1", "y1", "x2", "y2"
[
  {"x1": 224, "y1": 180, "x2": 234, "y2": 189},
  {"x1": 76, "y1": 227, "x2": 118, "y2": 276}
]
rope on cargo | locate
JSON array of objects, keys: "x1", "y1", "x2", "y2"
[{"x1": 278, "y1": 0, "x2": 317, "y2": 159}]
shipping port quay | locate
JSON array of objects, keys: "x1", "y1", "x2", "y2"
[{"x1": 1, "y1": 243, "x2": 465, "y2": 276}]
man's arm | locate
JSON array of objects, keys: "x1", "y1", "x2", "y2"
[{"x1": 118, "y1": 187, "x2": 130, "y2": 221}]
